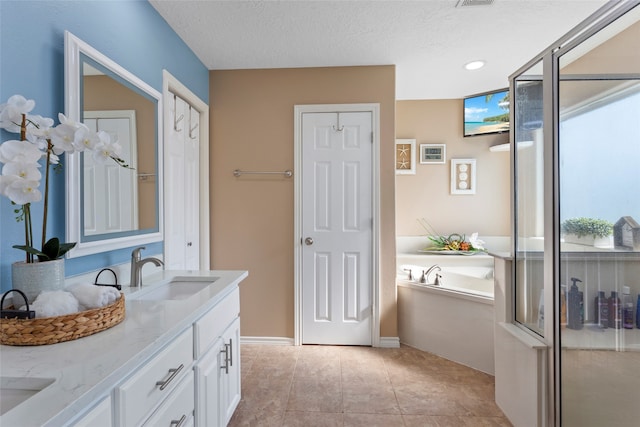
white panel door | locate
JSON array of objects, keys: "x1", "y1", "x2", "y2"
[
  {"x1": 83, "y1": 112, "x2": 137, "y2": 236},
  {"x1": 165, "y1": 94, "x2": 200, "y2": 270},
  {"x1": 301, "y1": 111, "x2": 373, "y2": 345}
]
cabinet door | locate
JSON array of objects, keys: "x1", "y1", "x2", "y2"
[
  {"x1": 219, "y1": 317, "x2": 241, "y2": 426},
  {"x1": 194, "y1": 336, "x2": 223, "y2": 427},
  {"x1": 194, "y1": 317, "x2": 241, "y2": 427}
]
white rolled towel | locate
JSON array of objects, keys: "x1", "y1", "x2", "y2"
[
  {"x1": 67, "y1": 283, "x2": 121, "y2": 309},
  {"x1": 20, "y1": 290, "x2": 79, "y2": 318}
]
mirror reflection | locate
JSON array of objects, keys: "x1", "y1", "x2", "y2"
[{"x1": 80, "y1": 56, "x2": 159, "y2": 241}]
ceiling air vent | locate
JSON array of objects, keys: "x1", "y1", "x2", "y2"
[{"x1": 456, "y1": 0, "x2": 495, "y2": 7}]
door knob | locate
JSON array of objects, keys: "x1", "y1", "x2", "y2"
[{"x1": 304, "y1": 237, "x2": 314, "y2": 246}]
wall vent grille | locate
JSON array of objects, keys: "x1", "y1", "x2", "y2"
[{"x1": 456, "y1": 0, "x2": 495, "y2": 7}]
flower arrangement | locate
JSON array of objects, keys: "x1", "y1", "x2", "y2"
[
  {"x1": 0, "y1": 94, "x2": 127, "y2": 263},
  {"x1": 418, "y1": 218, "x2": 486, "y2": 253}
]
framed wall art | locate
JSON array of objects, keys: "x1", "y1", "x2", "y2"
[
  {"x1": 451, "y1": 158, "x2": 476, "y2": 195},
  {"x1": 395, "y1": 139, "x2": 416, "y2": 175},
  {"x1": 420, "y1": 144, "x2": 446, "y2": 164}
]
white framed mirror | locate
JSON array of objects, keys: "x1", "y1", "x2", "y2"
[{"x1": 64, "y1": 31, "x2": 163, "y2": 258}]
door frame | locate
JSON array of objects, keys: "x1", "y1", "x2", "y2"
[
  {"x1": 293, "y1": 103, "x2": 381, "y2": 346},
  {"x1": 162, "y1": 70, "x2": 210, "y2": 269}
]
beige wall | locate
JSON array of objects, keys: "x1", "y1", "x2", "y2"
[
  {"x1": 395, "y1": 99, "x2": 510, "y2": 237},
  {"x1": 84, "y1": 75, "x2": 157, "y2": 229},
  {"x1": 210, "y1": 66, "x2": 397, "y2": 339}
]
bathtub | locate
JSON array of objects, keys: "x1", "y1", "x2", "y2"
[{"x1": 397, "y1": 251, "x2": 496, "y2": 374}]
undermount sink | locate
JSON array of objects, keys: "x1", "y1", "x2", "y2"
[
  {"x1": 0, "y1": 377, "x2": 55, "y2": 415},
  {"x1": 135, "y1": 276, "x2": 219, "y2": 301}
]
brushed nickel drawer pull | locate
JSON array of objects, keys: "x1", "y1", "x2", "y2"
[
  {"x1": 228, "y1": 338, "x2": 233, "y2": 367},
  {"x1": 220, "y1": 344, "x2": 229, "y2": 374},
  {"x1": 156, "y1": 363, "x2": 184, "y2": 390},
  {"x1": 170, "y1": 414, "x2": 187, "y2": 427}
]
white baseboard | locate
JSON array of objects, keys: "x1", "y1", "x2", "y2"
[
  {"x1": 241, "y1": 336, "x2": 295, "y2": 346},
  {"x1": 377, "y1": 337, "x2": 401, "y2": 348},
  {"x1": 240, "y1": 336, "x2": 399, "y2": 347}
]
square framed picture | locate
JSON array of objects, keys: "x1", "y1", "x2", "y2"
[
  {"x1": 420, "y1": 144, "x2": 446, "y2": 164},
  {"x1": 451, "y1": 158, "x2": 476, "y2": 195},
  {"x1": 395, "y1": 139, "x2": 416, "y2": 175}
]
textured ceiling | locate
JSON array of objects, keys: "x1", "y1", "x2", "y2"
[{"x1": 149, "y1": 0, "x2": 608, "y2": 99}]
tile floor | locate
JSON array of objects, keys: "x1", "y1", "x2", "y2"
[{"x1": 229, "y1": 344, "x2": 513, "y2": 427}]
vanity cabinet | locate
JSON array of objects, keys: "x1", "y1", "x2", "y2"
[{"x1": 1, "y1": 271, "x2": 247, "y2": 427}]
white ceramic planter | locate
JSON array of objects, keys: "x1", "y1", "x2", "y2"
[
  {"x1": 11, "y1": 258, "x2": 65, "y2": 303},
  {"x1": 563, "y1": 234, "x2": 613, "y2": 248}
]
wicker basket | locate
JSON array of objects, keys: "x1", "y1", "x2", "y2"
[{"x1": 0, "y1": 293, "x2": 125, "y2": 346}]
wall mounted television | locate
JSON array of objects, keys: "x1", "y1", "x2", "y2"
[{"x1": 463, "y1": 88, "x2": 510, "y2": 137}]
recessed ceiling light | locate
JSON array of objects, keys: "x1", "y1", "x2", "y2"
[{"x1": 464, "y1": 60, "x2": 486, "y2": 70}]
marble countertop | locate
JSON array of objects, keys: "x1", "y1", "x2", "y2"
[{"x1": 0, "y1": 269, "x2": 248, "y2": 427}]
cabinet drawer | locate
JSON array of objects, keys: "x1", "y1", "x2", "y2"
[
  {"x1": 116, "y1": 328, "x2": 193, "y2": 426},
  {"x1": 194, "y1": 287, "x2": 240, "y2": 358},
  {"x1": 143, "y1": 371, "x2": 194, "y2": 427}
]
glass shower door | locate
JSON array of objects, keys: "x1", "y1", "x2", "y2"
[{"x1": 557, "y1": 6, "x2": 640, "y2": 425}]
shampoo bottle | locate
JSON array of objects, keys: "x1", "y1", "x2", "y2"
[
  {"x1": 608, "y1": 291, "x2": 621, "y2": 329},
  {"x1": 560, "y1": 285, "x2": 567, "y2": 328},
  {"x1": 537, "y1": 290, "x2": 544, "y2": 329},
  {"x1": 636, "y1": 294, "x2": 640, "y2": 329},
  {"x1": 622, "y1": 286, "x2": 634, "y2": 329},
  {"x1": 595, "y1": 290, "x2": 609, "y2": 329},
  {"x1": 567, "y1": 278, "x2": 583, "y2": 330}
]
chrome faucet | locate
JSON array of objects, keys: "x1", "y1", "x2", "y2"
[
  {"x1": 130, "y1": 246, "x2": 164, "y2": 288},
  {"x1": 424, "y1": 264, "x2": 442, "y2": 284}
]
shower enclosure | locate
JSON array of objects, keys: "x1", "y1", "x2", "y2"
[{"x1": 511, "y1": 1, "x2": 640, "y2": 425}]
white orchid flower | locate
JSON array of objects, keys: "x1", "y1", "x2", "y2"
[
  {"x1": 57, "y1": 113, "x2": 84, "y2": 129},
  {"x1": 0, "y1": 95, "x2": 36, "y2": 133},
  {"x1": 48, "y1": 152, "x2": 60, "y2": 165},
  {"x1": 468, "y1": 233, "x2": 485, "y2": 250},
  {"x1": 2, "y1": 161, "x2": 42, "y2": 182},
  {"x1": 0, "y1": 139, "x2": 43, "y2": 164},
  {"x1": 72, "y1": 126, "x2": 100, "y2": 152},
  {"x1": 92, "y1": 131, "x2": 122, "y2": 163},
  {"x1": 26, "y1": 114, "x2": 55, "y2": 147},
  {"x1": 2, "y1": 177, "x2": 42, "y2": 205},
  {"x1": 50, "y1": 122, "x2": 78, "y2": 153}
]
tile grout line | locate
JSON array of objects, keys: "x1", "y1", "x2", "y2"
[
  {"x1": 381, "y1": 350, "x2": 409, "y2": 426},
  {"x1": 281, "y1": 348, "x2": 300, "y2": 426}
]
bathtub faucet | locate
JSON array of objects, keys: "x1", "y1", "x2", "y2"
[{"x1": 423, "y1": 264, "x2": 441, "y2": 284}]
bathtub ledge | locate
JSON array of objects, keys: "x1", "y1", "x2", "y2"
[{"x1": 397, "y1": 280, "x2": 494, "y2": 305}]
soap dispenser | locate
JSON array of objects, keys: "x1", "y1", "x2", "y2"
[{"x1": 567, "y1": 277, "x2": 583, "y2": 330}]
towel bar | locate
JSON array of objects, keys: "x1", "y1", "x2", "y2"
[{"x1": 233, "y1": 169, "x2": 293, "y2": 178}]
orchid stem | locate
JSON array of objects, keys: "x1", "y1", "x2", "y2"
[
  {"x1": 41, "y1": 140, "x2": 52, "y2": 250},
  {"x1": 24, "y1": 204, "x2": 33, "y2": 263}
]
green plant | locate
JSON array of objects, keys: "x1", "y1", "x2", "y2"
[{"x1": 561, "y1": 217, "x2": 613, "y2": 238}]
